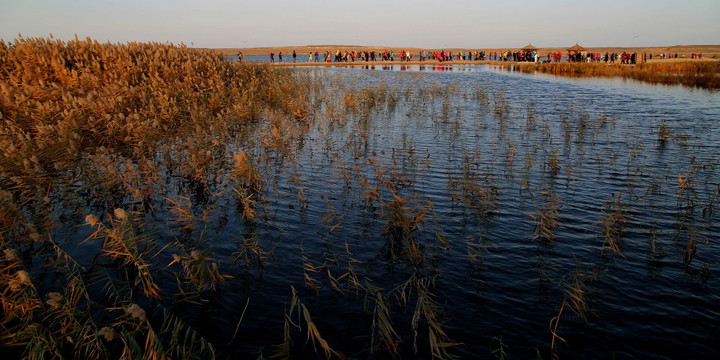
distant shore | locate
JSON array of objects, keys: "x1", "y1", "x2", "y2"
[
  {"x1": 208, "y1": 44, "x2": 720, "y2": 88},
  {"x1": 241, "y1": 58, "x2": 719, "y2": 68},
  {"x1": 211, "y1": 44, "x2": 720, "y2": 59}
]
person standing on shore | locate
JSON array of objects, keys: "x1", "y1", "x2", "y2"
[
  {"x1": 292, "y1": 50, "x2": 297, "y2": 63},
  {"x1": 279, "y1": 51, "x2": 283, "y2": 62},
  {"x1": 270, "y1": 52, "x2": 275, "y2": 62}
]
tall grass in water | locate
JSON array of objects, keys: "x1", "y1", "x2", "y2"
[
  {"x1": 380, "y1": 191, "x2": 428, "y2": 264},
  {"x1": 517, "y1": 60, "x2": 720, "y2": 88},
  {"x1": 450, "y1": 156, "x2": 499, "y2": 216},
  {"x1": 270, "y1": 286, "x2": 343, "y2": 359},
  {"x1": 528, "y1": 190, "x2": 561, "y2": 242},
  {"x1": 550, "y1": 257, "x2": 599, "y2": 359},
  {"x1": 0, "y1": 37, "x2": 304, "y2": 359},
  {"x1": 595, "y1": 193, "x2": 628, "y2": 257},
  {"x1": 229, "y1": 150, "x2": 263, "y2": 220}
]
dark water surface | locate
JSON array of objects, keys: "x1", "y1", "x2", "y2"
[{"x1": 59, "y1": 65, "x2": 720, "y2": 358}]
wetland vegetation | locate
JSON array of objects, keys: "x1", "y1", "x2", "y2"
[
  {"x1": 516, "y1": 60, "x2": 720, "y2": 89},
  {"x1": 1, "y1": 38, "x2": 719, "y2": 359}
]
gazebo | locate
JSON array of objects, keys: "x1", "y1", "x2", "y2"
[
  {"x1": 567, "y1": 43, "x2": 586, "y2": 62},
  {"x1": 522, "y1": 44, "x2": 538, "y2": 53},
  {"x1": 521, "y1": 44, "x2": 538, "y2": 61}
]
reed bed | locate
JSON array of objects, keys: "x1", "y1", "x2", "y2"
[
  {"x1": 517, "y1": 60, "x2": 720, "y2": 89},
  {"x1": 0, "y1": 37, "x2": 306, "y2": 359},
  {"x1": 2, "y1": 37, "x2": 719, "y2": 359}
]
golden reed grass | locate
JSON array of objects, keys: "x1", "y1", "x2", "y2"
[
  {"x1": 517, "y1": 60, "x2": 720, "y2": 88},
  {"x1": 0, "y1": 36, "x2": 304, "y2": 184},
  {"x1": 0, "y1": 36, "x2": 306, "y2": 359}
]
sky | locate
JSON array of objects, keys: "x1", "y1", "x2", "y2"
[{"x1": 1, "y1": 0, "x2": 718, "y2": 49}]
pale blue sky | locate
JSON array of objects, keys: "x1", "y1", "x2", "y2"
[{"x1": 1, "y1": 0, "x2": 718, "y2": 48}]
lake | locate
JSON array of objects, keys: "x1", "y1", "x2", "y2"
[{"x1": 39, "y1": 64, "x2": 720, "y2": 358}]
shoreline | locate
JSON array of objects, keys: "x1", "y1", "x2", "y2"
[
  {"x1": 262, "y1": 58, "x2": 718, "y2": 67},
  {"x1": 212, "y1": 44, "x2": 720, "y2": 58}
]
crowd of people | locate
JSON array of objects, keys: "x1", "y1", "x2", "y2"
[
  {"x1": 559, "y1": 52, "x2": 646, "y2": 64},
  {"x1": 261, "y1": 49, "x2": 541, "y2": 63},
  {"x1": 239, "y1": 48, "x2": 702, "y2": 64},
  {"x1": 265, "y1": 49, "x2": 648, "y2": 64},
  {"x1": 648, "y1": 53, "x2": 702, "y2": 60}
]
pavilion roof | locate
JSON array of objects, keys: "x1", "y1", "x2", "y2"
[{"x1": 567, "y1": 43, "x2": 587, "y2": 52}]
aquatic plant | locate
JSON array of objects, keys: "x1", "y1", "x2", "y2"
[
  {"x1": 0, "y1": 233, "x2": 217, "y2": 360},
  {"x1": 271, "y1": 286, "x2": 343, "y2": 359},
  {"x1": 0, "y1": 36, "x2": 307, "y2": 359},
  {"x1": 489, "y1": 335, "x2": 509, "y2": 360},
  {"x1": 544, "y1": 148, "x2": 561, "y2": 178},
  {"x1": 380, "y1": 192, "x2": 427, "y2": 264},
  {"x1": 657, "y1": 121, "x2": 672, "y2": 143},
  {"x1": 450, "y1": 156, "x2": 500, "y2": 216},
  {"x1": 167, "y1": 247, "x2": 228, "y2": 294},
  {"x1": 370, "y1": 291, "x2": 400, "y2": 356},
  {"x1": 528, "y1": 190, "x2": 561, "y2": 242},
  {"x1": 595, "y1": 193, "x2": 628, "y2": 257},
  {"x1": 550, "y1": 257, "x2": 599, "y2": 359},
  {"x1": 229, "y1": 151, "x2": 263, "y2": 220},
  {"x1": 410, "y1": 276, "x2": 461, "y2": 359},
  {"x1": 517, "y1": 60, "x2": 720, "y2": 89},
  {"x1": 677, "y1": 167, "x2": 699, "y2": 211},
  {"x1": 466, "y1": 233, "x2": 495, "y2": 265},
  {"x1": 85, "y1": 209, "x2": 161, "y2": 299}
]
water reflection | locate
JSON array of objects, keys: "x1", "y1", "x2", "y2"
[
  {"x1": 343, "y1": 64, "x2": 488, "y2": 72},
  {"x1": 357, "y1": 62, "x2": 720, "y2": 95}
]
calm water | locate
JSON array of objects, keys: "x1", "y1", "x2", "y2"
[{"x1": 58, "y1": 65, "x2": 720, "y2": 358}]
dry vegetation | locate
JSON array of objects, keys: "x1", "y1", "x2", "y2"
[
  {"x1": 516, "y1": 60, "x2": 720, "y2": 88},
  {"x1": 0, "y1": 36, "x2": 309, "y2": 359}
]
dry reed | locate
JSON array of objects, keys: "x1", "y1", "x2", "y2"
[
  {"x1": 517, "y1": 60, "x2": 720, "y2": 88},
  {"x1": 0, "y1": 36, "x2": 304, "y2": 359}
]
